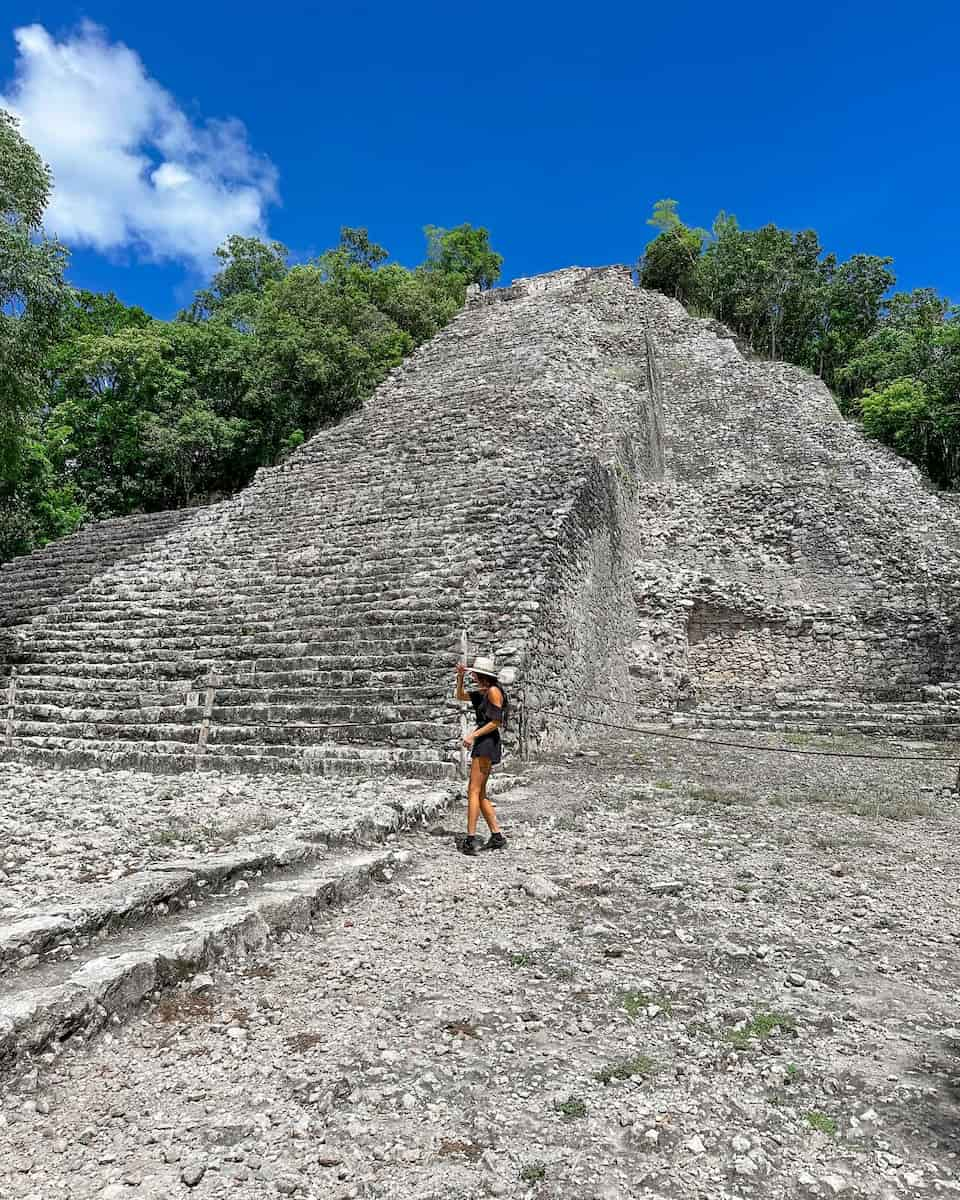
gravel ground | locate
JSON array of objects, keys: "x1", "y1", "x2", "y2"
[
  {"x1": 1, "y1": 732, "x2": 960, "y2": 1199},
  {"x1": 0, "y1": 765, "x2": 447, "y2": 913}
]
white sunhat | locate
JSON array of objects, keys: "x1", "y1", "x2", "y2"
[
  {"x1": 467, "y1": 657, "x2": 516, "y2": 685},
  {"x1": 469, "y1": 656, "x2": 500, "y2": 679}
]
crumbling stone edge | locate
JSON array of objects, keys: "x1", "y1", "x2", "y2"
[
  {"x1": 0, "y1": 784, "x2": 466, "y2": 978},
  {"x1": 0, "y1": 847, "x2": 411, "y2": 1073},
  {"x1": 0, "y1": 774, "x2": 521, "y2": 1073}
]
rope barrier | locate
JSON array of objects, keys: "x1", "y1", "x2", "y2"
[
  {"x1": 521, "y1": 683, "x2": 960, "y2": 731},
  {"x1": 528, "y1": 707, "x2": 960, "y2": 764},
  {"x1": 232, "y1": 719, "x2": 448, "y2": 731}
]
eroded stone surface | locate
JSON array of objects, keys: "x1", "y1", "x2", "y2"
[
  {"x1": 1, "y1": 736, "x2": 958, "y2": 1198},
  {"x1": 0, "y1": 764, "x2": 448, "y2": 914},
  {"x1": 625, "y1": 293, "x2": 960, "y2": 732}
]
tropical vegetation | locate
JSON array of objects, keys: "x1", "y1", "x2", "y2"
[
  {"x1": 640, "y1": 198, "x2": 959, "y2": 487},
  {"x1": 0, "y1": 109, "x2": 502, "y2": 561}
]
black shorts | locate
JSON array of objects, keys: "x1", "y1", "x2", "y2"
[{"x1": 472, "y1": 733, "x2": 502, "y2": 765}]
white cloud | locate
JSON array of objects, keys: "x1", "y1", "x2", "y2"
[{"x1": 0, "y1": 22, "x2": 278, "y2": 265}]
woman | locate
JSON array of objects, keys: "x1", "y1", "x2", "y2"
[{"x1": 454, "y1": 655, "x2": 509, "y2": 856}]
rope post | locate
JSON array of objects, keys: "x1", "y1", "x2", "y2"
[
  {"x1": 4, "y1": 670, "x2": 16, "y2": 748},
  {"x1": 459, "y1": 630, "x2": 469, "y2": 781},
  {"x1": 196, "y1": 677, "x2": 216, "y2": 762}
]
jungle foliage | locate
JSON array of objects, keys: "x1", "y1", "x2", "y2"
[
  {"x1": 0, "y1": 108, "x2": 502, "y2": 561},
  {"x1": 640, "y1": 199, "x2": 959, "y2": 487}
]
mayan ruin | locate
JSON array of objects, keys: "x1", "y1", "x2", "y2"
[{"x1": 2, "y1": 268, "x2": 959, "y2": 1198}]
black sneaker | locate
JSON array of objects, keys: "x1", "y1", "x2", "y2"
[
  {"x1": 480, "y1": 832, "x2": 507, "y2": 851},
  {"x1": 459, "y1": 835, "x2": 479, "y2": 856}
]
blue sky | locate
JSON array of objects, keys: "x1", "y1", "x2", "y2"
[{"x1": 3, "y1": 1, "x2": 958, "y2": 318}]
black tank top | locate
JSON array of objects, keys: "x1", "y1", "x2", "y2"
[{"x1": 470, "y1": 690, "x2": 503, "y2": 731}]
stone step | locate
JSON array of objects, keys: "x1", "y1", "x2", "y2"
[
  {"x1": 0, "y1": 740, "x2": 455, "y2": 778},
  {"x1": 679, "y1": 701, "x2": 960, "y2": 725},
  {"x1": 45, "y1": 592, "x2": 464, "y2": 621},
  {"x1": 15, "y1": 648, "x2": 451, "y2": 676},
  {"x1": 9, "y1": 716, "x2": 451, "y2": 747},
  {"x1": 10, "y1": 667, "x2": 450, "y2": 694},
  {"x1": 14, "y1": 683, "x2": 444, "y2": 710},
  {"x1": 0, "y1": 785, "x2": 455, "y2": 984},
  {"x1": 0, "y1": 845, "x2": 418, "y2": 1069},
  {"x1": 25, "y1": 591, "x2": 460, "y2": 614},
  {"x1": 50, "y1": 526, "x2": 476, "y2": 563},
  {"x1": 16, "y1": 698, "x2": 446, "y2": 725},
  {"x1": 42, "y1": 582, "x2": 458, "y2": 608},
  {"x1": 29, "y1": 615, "x2": 454, "y2": 640},
  {"x1": 20, "y1": 631, "x2": 449, "y2": 658},
  {"x1": 670, "y1": 713, "x2": 960, "y2": 742}
]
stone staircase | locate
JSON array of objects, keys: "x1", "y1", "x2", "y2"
[
  {"x1": 0, "y1": 508, "x2": 193, "y2": 628},
  {"x1": 2, "y1": 267, "x2": 654, "y2": 776},
  {"x1": 3, "y1": 493, "x2": 474, "y2": 776}
]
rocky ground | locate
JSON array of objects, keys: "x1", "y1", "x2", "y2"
[
  {"x1": 1, "y1": 730, "x2": 959, "y2": 1199},
  {"x1": 0, "y1": 765, "x2": 435, "y2": 913}
]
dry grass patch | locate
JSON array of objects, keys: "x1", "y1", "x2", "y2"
[
  {"x1": 154, "y1": 991, "x2": 215, "y2": 1023},
  {"x1": 285, "y1": 1031, "x2": 325, "y2": 1052}
]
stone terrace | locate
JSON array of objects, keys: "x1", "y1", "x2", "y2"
[{"x1": 1, "y1": 267, "x2": 656, "y2": 777}]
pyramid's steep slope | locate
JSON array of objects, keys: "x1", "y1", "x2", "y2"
[
  {"x1": 2, "y1": 267, "x2": 655, "y2": 774},
  {"x1": 7, "y1": 271, "x2": 959, "y2": 771},
  {"x1": 0, "y1": 510, "x2": 194, "y2": 630},
  {"x1": 629, "y1": 292, "x2": 960, "y2": 735}
]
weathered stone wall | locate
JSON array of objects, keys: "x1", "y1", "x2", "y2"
[
  {"x1": 629, "y1": 290, "x2": 960, "y2": 720},
  {"x1": 522, "y1": 449, "x2": 643, "y2": 752}
]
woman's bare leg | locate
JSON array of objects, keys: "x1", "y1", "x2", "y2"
[
  {"x1": 477, "y1": 762, "x2": 499, "y2": 833},
  {"x1": 478, "y1": 797, "x2": 500, "y2": 833},
  {"x1": 466, "y1": 757, "x2": 487, "y2": 836}
]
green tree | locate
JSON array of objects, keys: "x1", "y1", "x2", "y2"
[
  {"x1": 0, "y1": 110, "x2": 71, "y2": 473},
  {"x1": 48, "y1": 321, "x2": 257, "y2": 515},
  {"x1": 816, "y1": 254, "x2": 895, "y2": 387},
  {"x1": 59, "y1": 289, "x2": 153, "y2": 337},
  {"x1": 251, "y1": 260, "x2": 414, "y2": 437},
  {"x1": 250, "y1": 237, "x2": 467, "y2": 443},
  {"x1": 184, "y1": 234, "x2": 289, "y2": 327},
  {"x1": 696, "y1": 219, "x2": 826, "y2": 361},
  {"x1": 338, "y1": 226, "x2": 389, "y2": 269},
  {"x1": 0, "y1": 109, "x2": 73, "y2": 557},
  {"x1": 639, "y1": 199, "x2": 706, "y2": 305},
  {"x1": 836, "y1": 289, "x2": 952, "y2": 400},
  {"x1": 424, "y1": 223, "x2": 502, "y2": 289},
  {"x1": 854, "y1": 377, "x2": 960, "y2": 484}
]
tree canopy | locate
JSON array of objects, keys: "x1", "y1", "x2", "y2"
[
  {"x1": 0, "y1": 110, "x2": 72, "y2": 558},
  {"x1": 424, "y1": 223, "x2": 503, "y2": 290},
  {"x1": 0, "y1": 115, "x2": 500, "y2": 564},
  {"x1": 639, "y1": 199, "x2": 958, "y2": 487}
]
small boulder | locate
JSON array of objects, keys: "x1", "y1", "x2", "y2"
[{"x1": 521, "y1": 875, "x2": 560, "y2": 901}]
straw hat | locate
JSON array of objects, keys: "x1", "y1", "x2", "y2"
[{"x1": 467, "y1": 657, "x2": 516, "y2": 685}]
